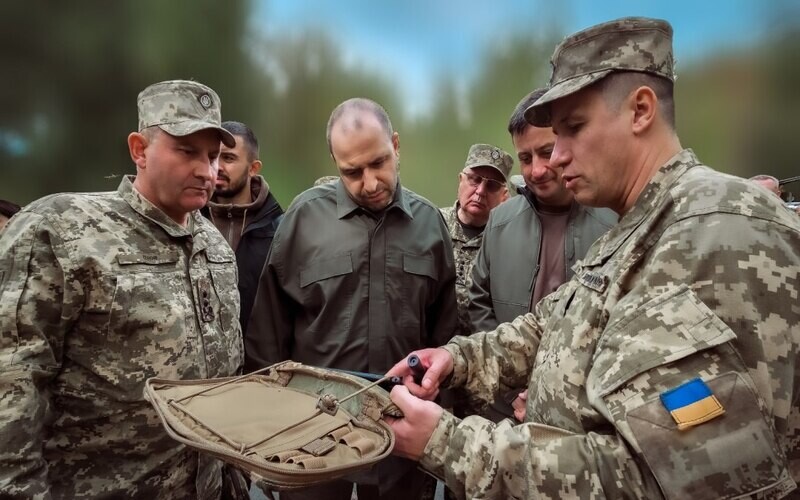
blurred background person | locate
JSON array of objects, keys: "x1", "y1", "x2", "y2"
[
  {"x1": 440, "y1": 143, "x2": 511, "y2": 337},
  {"x1": 468, "y1": 88, "x2": 617, "y2": 421},
  {"x1": 202, "y1": 120, "x2": 283, "y2": 338}
]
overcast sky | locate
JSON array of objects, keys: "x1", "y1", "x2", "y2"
[{"x1": 252, "y1": 0, "x2": 788, "y2": 116}]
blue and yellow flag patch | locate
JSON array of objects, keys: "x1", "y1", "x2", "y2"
[{"x1": 660, "y1": 378, "x2": 725, "y2": 430}]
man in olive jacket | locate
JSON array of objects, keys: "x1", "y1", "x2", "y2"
[
  {"x1": 468, "y1": 89, "x2": 617, "y2": 421},
  {"x1": 248, "y1": 97, "x2": 458, "y2": 500},
  {"x1": 468, "y1": 88, "x2": 617, "y2": 334}
]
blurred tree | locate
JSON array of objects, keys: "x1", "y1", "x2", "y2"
[
  {"x1": 747, "y1": 18, "x2": 800, "y2": 183},
  {"x1": 1, "y1": 1, "x2": 796, "y2": 209},
  {"x1": 402, "y1": 35, "x2": 555, "y2": 207},
  {"x1": 0, "y1": 0, "x2": 264, "y2": 204},
  {"x1": 248, "y1": 31, "x2": 401, "y2": 207}
]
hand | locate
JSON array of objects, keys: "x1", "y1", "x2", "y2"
[
  {"x1": 383, "y1": 385, "x2": 444, "y2": 460},
  {"x1": 511, "y1": 390, "x2": 528, "y2": 422},
  {"x1": 385, "y1": 348, "x2": 454, "y2": 400}
]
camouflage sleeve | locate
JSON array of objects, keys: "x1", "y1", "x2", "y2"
[
  {"x1": 421, "y1": 412, "x2": 652, "y2": 499},
  {"x1": 466, "y1": 226, "x2": 499, "y2": 333},
  {"x1": 424, "y1": 211, "x2": 800, "y2": 499},
  {"x1": 0, "y1": 213, "x2": 80, "y2": 498},
  {"x1": 442, "y1": 299, "x2": 552, "y2": 407}
]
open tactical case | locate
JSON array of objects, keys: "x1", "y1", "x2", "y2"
[{"x1": 144, "y1": 361, "x2": 401, "y2": 490}]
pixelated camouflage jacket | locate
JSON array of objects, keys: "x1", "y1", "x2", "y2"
[
  {"x1": 440, "y1": 202, "x2": 484, "y2": 337},
  {"x1": 422, "y1": 150, "x2": 800, "y2": 499},
  {"x1": 0, "y1": 176, "x2": 243, "y2": 499}
]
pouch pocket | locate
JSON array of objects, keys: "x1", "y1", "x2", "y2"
[{"x1": 400, "y1": 253, "x2": 437, "y2": 330}]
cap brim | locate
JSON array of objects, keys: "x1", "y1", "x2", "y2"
[
  {"x1": 464, "y1": 163, "x2": 508, "y2": 181},
  {"x1": 160, "y1": 121, "x2": 236, "y2": 148},
  {"x1": 524, "y1": 70, "x2": 613, "y2": 127}
]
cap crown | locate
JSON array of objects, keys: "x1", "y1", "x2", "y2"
[
  {"x1": 525, "y1": 17, "x2": 675, "y2": 126},
  {"x1": 138, "y1": 80, "x2": 223, "y2": 132},
  {"x1": 550, "y1": 17, "x2": 674, "y2": 86},
  {"x1": 464, "y1": 144, "x2": 513, "y2": 179}
]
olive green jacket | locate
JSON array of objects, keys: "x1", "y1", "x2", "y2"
[
  {"x1": 247, "y1": 180, "x2": 458, "y2": 374},
  {"x1": 468, "y1": 188, "x2": 617, "y2": 332}
]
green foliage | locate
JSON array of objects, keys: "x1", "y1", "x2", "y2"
[{"x1": 1, "y1": 2, "x2": 797, "y2": 208}]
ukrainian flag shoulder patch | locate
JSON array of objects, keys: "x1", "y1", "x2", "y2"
[{"x1": 660, "y1": 378, "x2": 725, "y2": 430}]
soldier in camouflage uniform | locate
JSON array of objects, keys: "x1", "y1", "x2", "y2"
[
  {"x1": 440, "y1": 144, "x2": 512, "y2": 336},
  {"x1": 386, "y1": 18, "x2": 800, "y2": 499},
  {"x1": 0, "y1": 80, "x2": 244, "y2": 499}
]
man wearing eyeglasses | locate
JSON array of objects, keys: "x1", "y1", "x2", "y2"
[
  {"x1": 440, "y1": 144, "x2": 512, "y2": 337},
  {"x1": 468, "y1": 88, "x2": 617, "y2": 421}
]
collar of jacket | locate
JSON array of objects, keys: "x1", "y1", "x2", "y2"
[
  {"x1": 582, "y1": 148, "x2": 698, "y2": 267},
  {"x1": 207, "y1": 175, "x2": 270, "y2": 216},
  {"x1": 519, "y1": 184, "x2": 581, "y2": 220},
  {"x1": 335, "y1": 180, "x2": 413, "y2": 219},
  {"x1": 120, "y1": 175, "x2": 200, "y2": 238},
  {"x1": 444, "y1": 201, "x2": 484, "y2": 245}
]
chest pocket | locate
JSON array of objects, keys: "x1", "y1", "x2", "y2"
[
  {"x1": 81, "y1": 251, "x2": 190, "y2": 399},
  {"x1": 299, "y1": 253, "x2": 354, "y2": 332},
  {"x1": 206, "y1": 248, "x2": 239, "y2": 331},
  {"x1": 110, "y1": 251, "x2": 184, "y2": 337},
  {"x1": 400, "y1": 253, "x2": 437, "y2": 330}
]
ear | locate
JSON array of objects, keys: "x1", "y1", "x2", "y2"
[
  {"x1": 631, "y1": 86, "x2": 657, "y2": 135},
  {"x1": 392, "y1": 132, "x2": 400, "y2": 157},
  {"x1": 128, "y1": 132, "x2": 148, "y2": 170},
  {"x1": 249, "y1": 159, "x2": 263, "y2": 177},
  {"x1": 500, "y1": 188, "x2": 509, "y2": 202}
]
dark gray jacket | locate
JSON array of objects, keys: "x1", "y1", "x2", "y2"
[{"x1": 468, "y1": 188, "x2": 617, "y2": 332}]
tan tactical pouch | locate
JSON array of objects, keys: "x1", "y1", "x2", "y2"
[{"x1": 144, "y1": 361, "x2": 401, "y2": 490}]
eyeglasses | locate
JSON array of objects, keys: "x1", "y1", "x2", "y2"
[{"x1": 461, "y1": 170, "x2": 506, "y2": 193}]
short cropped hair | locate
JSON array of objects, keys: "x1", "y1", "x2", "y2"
[
  {"x1": 326, "y1": 98, "x2": 393, "y2": 156},
  {"x1": 748, "y1": 174, "x2": 779, "y2": 185},
  {"x1": 508, "y1": 88, "x2": 548, "y2": 136},
  {"x1": 222, "y1": 121, "x2": 259, "y2": 161},
  {"x1": 595, "y1": 71, "x2": 676, "y2": 129}
]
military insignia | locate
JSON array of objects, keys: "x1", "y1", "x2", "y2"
[
  {"x1": 660, "y1": 378, "x2": 725, "y2": 430},
  {"x1": 578, "y1": 270, "x2": 607, "y2": 292},
  {"x1": 198, "y1": 93, "x2": 213, "y2": 109},
  {"x1": 491, "y1": 149, "x2": 501, "y2": 160},
  {"x1": 197, "y1": 277, "x2": 216, "y2": 322}
]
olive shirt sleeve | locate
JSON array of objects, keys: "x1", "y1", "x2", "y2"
[
  {"x1": 0, "y1": 213, "x2": 80, "y2": 499},
  {"x1": 422, "y1": 213, "x2": 798, "y2": 499}
]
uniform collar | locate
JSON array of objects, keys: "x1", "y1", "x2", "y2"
[
  {"x1": 335, "y1": 180, "x2": 413, "y2": 219},
  {"x1": 119, "y1": 175, "x2": 201, "y2": 239},
  {"x1": 581, "y1": 148, "x2": 699, "y2": 267}
]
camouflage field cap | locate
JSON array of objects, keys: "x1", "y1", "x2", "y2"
[
  {"x1": 525, "y1": 17, "x2": 675, "y2": 126},
  {"x1": 138, "y1": 79, "x2": 236, "y2": 147},
  {"x1": 464, "y1": 143, "x2": 513, "y2": 180}
]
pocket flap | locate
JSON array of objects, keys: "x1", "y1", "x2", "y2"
[
  {"x1": 588, "y1": 285, "x2": 736, "y2": 398},
  {"x1": 402, "y1": 253, "x2": 436, "y2": 280},
  {"x1": 206, "y1": 248, "x2": 234, "y2": 264},
  {"x1": 300, "y1": 254, "x2": 353, "y2": 288},
  {"x1": 117, "y1": 251, "x2": 180, "y2": 266}
]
